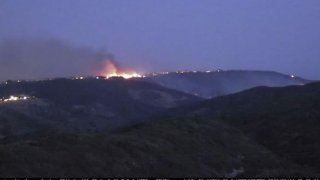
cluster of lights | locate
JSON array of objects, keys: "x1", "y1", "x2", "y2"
[
  {"x1": 73, "y1": 76, "x2": 84, "y2": 80},
  {"x1": 175, "y1": 70, "x2": 214, "y2": 74},
  {"x1": 0, "y1": 69, "x2": 225, "y2": 84},
  {"x1": 0, "y1": 95, "x2": 30, "y2": 103},
  {"x1": 72, "y1": 76, "x2": 100, "y2": 80},
  {"x1": 72, "y1": 69, "x2": 220, "y2": 80},
  {"x1": 2, "y1": 70, "x2": 298, "y2": 84},
  {"x1": 72, "y1": 73, "x2": 145, "y2": 80},
  {"x1": 146, "y1": 69, "x2": 222, "y2": 76}
]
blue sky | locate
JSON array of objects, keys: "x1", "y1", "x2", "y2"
[{"x1": 0, "y1": 0, "x2": 320, "y2": 79}]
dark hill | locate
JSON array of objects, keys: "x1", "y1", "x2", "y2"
[
  {"x1": 144, "y1": 70, "x2": 308, "y2": 98},
  {"x1": 0, "y1": 117, "x2": 315, "y2": 177},
  {"x1": 0, "y1": 77, "x2": 319, "y2": 177},
  {"x1": 0, "y1": 78, "x2": 201, "y2": 137},
  {"x1": 173, "y1": 82, "x2": 320, "y2": 171}
]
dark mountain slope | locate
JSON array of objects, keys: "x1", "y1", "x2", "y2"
[
  {"x1": 0, "y1": 78, "x2": 201, "y2": 137},
  {"x1": 175, "y1": 82, "x2": 320, "y2": 171},
  {"x1": 0, "y1": 76, "x2": 318, "y2": 177},
  {"x1": 144, "y1": 70, "x2": 308, "y2": 98},
  {"x1": 0, "y1": 117, "x2": 315, "y2": 177},
  {"x1": 1, "y1": 78, "x2": 200, "y2": 108}
]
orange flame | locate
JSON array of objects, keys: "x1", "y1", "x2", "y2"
[{"x1": 100, "y1": 60, "x2": 142, "y2": 79}]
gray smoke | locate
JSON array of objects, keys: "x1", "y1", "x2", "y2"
[{"x1": 0, "y1": 38, "x2": 114, "y2": 81}]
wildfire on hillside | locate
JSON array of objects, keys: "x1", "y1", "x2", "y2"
[{"x1": 99, "y1": 60, "x2": 142, "y2": 79}]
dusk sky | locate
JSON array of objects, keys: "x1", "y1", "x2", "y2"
[{"x1": 0, "y1": 0, "x2": 320, "y2": 80}]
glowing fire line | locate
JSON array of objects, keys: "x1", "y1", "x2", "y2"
[
  {"x1": 101, "y1": 60, "x2": 142, "y2": 79},
  {"x1": 106, "y1": 73, "x2": 142, "y2": 79}
]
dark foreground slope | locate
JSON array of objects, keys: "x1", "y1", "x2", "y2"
[
  {"x1": 175, "y1": 82, "x2": 320, "y2": 171},
  {"x1": 0, "y1": 117, "x2": 315, "y2": 177},
  {"x1": 144, "y1": 70, "x2": 308, "y2": 98},
  {"x1": 0, "y1": 78, "x2": 201, "y2": 137},
  {"x1": 1, "y1": 79, "x2": 319, "y2": 177}
]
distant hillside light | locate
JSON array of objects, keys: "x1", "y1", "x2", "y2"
[
  {"x1": 0, "y1": 95, "x2": 31, "y2": 103},
  {"x1": 9, "y1": 96, "x2": 18, "y2": 101},
  {"x1": 291, "y1": 75, "x2": 295, "y2": 78}
]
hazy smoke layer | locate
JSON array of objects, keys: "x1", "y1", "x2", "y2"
[{"x1": 0, "y1": 38, "x2": 114, "y2": 81}]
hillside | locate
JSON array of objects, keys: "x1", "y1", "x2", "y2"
[
  {"x1": 0, "y1": 117, "x2": 316, "y2": 177},
  {"x1": 144, "y1": 70, "x2": 308, "y2": 98},
  {"x1": 0, "y1": 77, "x2": 319, "y2": 177},
  {"x1": 0, "y1": 78, "x2": 201, "y2": 137},
  {"x1": 173, "y1": 82, "x2": 320, "y2": 171}
]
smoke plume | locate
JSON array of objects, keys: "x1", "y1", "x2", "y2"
[{"x1": 0, "y1": 38, "x2": 116, "y2": 81}]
